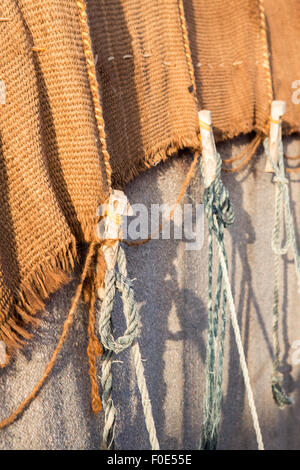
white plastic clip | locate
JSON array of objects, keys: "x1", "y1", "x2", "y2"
[
  {"x1": 198, "y1": 110, "x2": 217, "y2": 187},
  {"x1": 264, "y1": 100, "x2": 286, "y2": 173},
  {"x1": 96, "y1": 189, "x2": 133, "y2": 299}
]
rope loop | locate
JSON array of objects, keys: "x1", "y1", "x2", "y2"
[
  {"x1": 264, "y1": 136, "x2": 300, "y2": 408},
  {"x1": 99, "y1": 245, "x2": 139, "y2": 354},
  {"x1": 264, "y1": 138, "x2": 292, "y2": 256},
  {"x1": 99, "y1": 243, "x2": 159, "y2": 450}
]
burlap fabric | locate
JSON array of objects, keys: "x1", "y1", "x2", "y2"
[
  {"x1": 0, "y1": 0, "x2": 300, "y2": 361},
  {"x1": 0, "y1": 0, "x2": 109, "y2": 358},
  {"x1": 264, "y1": 0, "x2": 300, "y2": 135}
]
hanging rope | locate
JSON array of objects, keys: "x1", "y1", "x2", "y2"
[
  {"x1": 99, "y1": 244, "x2": 160, "y2": 450},
  {"x1": 76, "y1": 0, "x2": 160, "y2": 450},
  {"x1": 86, "y1": 280, "x2": 103, "y2": 413},
  {"x1": 200, "y1": 153, "x2": 264, "y2": 450},
  {"x1": 216, "y1": 237, "x2": 264, "y2": 450},
  {"x1": 200, "y1": 154, "x2": 234, "y2": 450},
  {"x1": 222, "y1": 134, "x2": 262, "y2": 173},
  {"x1": 264, "y1": 137, "x2": 300, "y2": 408},
  {"x1": 0, "y1": 241, "x2": 97, "y2": 429}
]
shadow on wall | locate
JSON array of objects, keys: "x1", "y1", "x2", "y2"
[
  {"x1": 112, "y1": 153, "x2": 206, "y2": 450},
  {"x1": 1, "y1": 136, "x2": 300, "y2": 449},
  {"x1": 112, "y1": 136, "x2": 300, "y2": 450}
]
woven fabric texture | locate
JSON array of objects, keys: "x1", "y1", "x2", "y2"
[
  {"x1": 0, "y1": 0, "x2": 108, "y2": 356},
  {"x1": 183, "y1": 0, "x2": 271, "y2": 141},
  {"x1": 0, "y1": 0, "x2": 300, "y2": 359},
  {"x1": 265, "y1": 0, "x2": 300, "y2": 135},
  {"x1": 86, "y1": 0, "x2": 200, "y2": 188}
]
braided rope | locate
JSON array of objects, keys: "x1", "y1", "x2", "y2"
[
  {"x1": 258, "y1": 0, "x2": 273, "y2": 132},
  {"x1": 131, "y1": 341, "x2": 160, "y2": 450},
  {"x1": 177, "y1": 0, "x2": 197, "y2": 103},
  {"x1": 200, "y1": 155, "x2": 234, "y2": 449},
  {"x1": 217, "y1": 242, "x2": 264, "y2": 450},
  {"x1": 87, "y1": 284, "x2": 103, "y2": 413},
  {"x1": 264, "y1": 138, "x2": 300, "y2": 408},
  {"x1": 99, "y1": 245, "x2": 159, "y2": 450},
  {"x1": 200, "y1": 155, "x2": 264, "y2": 450},
  {"x1": 99, "y1": 270, "x2": 139, "y2": 354},
  {"x1": 76, "y1": 0, "x2": 112, "y2": 193},
  {"x1": 101, "y1": 348, "x2": 115, "y2": 449}
]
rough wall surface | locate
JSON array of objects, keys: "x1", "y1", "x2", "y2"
[{"x1": 0, "y1": 135, "x2": 300, "y2": 450}]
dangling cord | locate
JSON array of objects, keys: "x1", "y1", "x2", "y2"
[
  {"x1": 99, "y1": 244, "x2": 160, "y2": 450},
  {"x1": 222, "y1": 134, "x2": 262, "y2": 173},
  {"x1": 0, "y1": 241, "x2": 97, "y2": 429},
  {"x1": 286, "y1": 167, "x2": 300, "y2": 174},
  {"x1": 124, "y1": 151, "x2": 200, "y2": 247},
  {"x1": 200, "y1": 155, "x2": 234, "y2": 449},
  {"x1": 86, "y1": 278, "x2": 103, "y2": 413},
  {"x1": 258, "y1": 0, "x2": 274, "y2": 131},
  {"x1": 264, "y1": 137, "x2": 300, "y2": 408},
  {"x1": 76, "y1": 0, "x2": 112, "y2": 194},
  {"x1": 77, "y1": 0, "x2": 161, "y2": 449},
  {"x1": 178, "y1": 0, "x2": 197, "y2": 102},
  {"x1": 200, "y1": 154, "x2": 264, "y2": 450}
]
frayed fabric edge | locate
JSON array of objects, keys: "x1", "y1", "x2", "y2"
[{"x1": 0, "y1": 236, "x2": 78, "y2": 366}]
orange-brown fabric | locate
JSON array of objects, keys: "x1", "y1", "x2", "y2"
[
  {"x1": 88, "y1": 0, "x2": 300, "y2": 185},
  {"x1": 183, "y1": 0, "x2": 272, "y2": 141},
  {"x1": 264, "y1": 0, "x2": 300, "y2": 136},
  {"x1": 86, "y1": 0, "x2": 200, "y2": 188},
  {"x1": 1, "y1": 0, "x2": 300, "y2": 357},
  {"x1": 0, "y1": 0, "x2": 108, "y2": 355}
]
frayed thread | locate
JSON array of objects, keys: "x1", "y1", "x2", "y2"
[
  {"x1": 112, "y1": 132, "x2": 201, "y2": 188},
  {"x1": 0, "y1": 237, "x2": 78, "y2": 363}
]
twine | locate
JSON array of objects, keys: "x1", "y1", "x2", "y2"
[
  {"x1": 200, "y1": 153, "x2": 264, "y2": 450},
  {"x1": 264, "y1": 137, "x2": 300, "y2": 408},
  {"x1": 99, "y1": 245, "x2": 159, "y2": 450}
]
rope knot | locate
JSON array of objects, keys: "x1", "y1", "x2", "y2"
[
  {"x1": 273, "y1": 175, "x2": 288, "y2": 185},
  {"x1": 204, "y1": 177, "x2": 235, "y2": 230}
]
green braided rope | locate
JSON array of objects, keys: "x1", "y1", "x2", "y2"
[
  {"x1": 264, "y1": 137, "x2": 300, "y2": 408},
  {"x1": 200, "y1": 154, "x2": 234, "y2": 450}
]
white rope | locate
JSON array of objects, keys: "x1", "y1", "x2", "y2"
[
  {"x1": 216, "y1": 234, "x2": 264, "y2": 450},
  {"x1": 118, "y1": 247, "x2": 160, "y2": 450},
  {"x1": 100, "y1": 244, "x2": 160, "y2": 450},
  {"x1": 131, "y1": 342, "x2": 160, "y2": 450}
]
